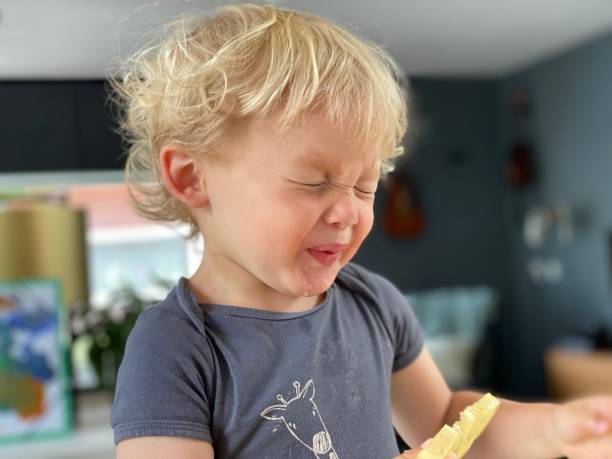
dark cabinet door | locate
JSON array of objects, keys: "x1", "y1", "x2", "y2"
[
  {"x1": 1, "y1": 82, "x2": 79, "y2": 172},
  {"x1": 0, "y1": 81, "x2": 125, "y2": 172},
  {"x1": 75, "y1": 81, "x2": 124, "y2": 170}
]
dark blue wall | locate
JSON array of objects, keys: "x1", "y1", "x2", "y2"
[
  {"x1": 354, "y1": 79, "x2": 518, "y2": 394},
  {"x1": 498, "y1": 30, "x2": 612, "y2": 397},
  {"x1": 358, "y1": 79, "x2": 509, "y2": 294},
  {"x1": 356, "y1": 30, "x2": 612, "y2": 398}
]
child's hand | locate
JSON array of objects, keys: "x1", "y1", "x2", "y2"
[
  {"x1": 550, "y1": 395, "x2": 612, "y2": 458},
  {"x1": 394, "y1": 451, "x2": 456, "y2": 459},
  {"x1": 393, "y1": 439, "x2": 457, "y2": 459}
]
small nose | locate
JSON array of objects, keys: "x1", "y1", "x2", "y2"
[{"x1": 323, "y1": 188, "x2": 358, "y2": 229}]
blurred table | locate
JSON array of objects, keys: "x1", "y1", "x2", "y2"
[{"x1": 545, "y1": 347, "x2": 612, "y2": 400}]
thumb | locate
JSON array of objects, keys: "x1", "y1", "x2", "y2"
[{"x1": 393, "y1": 439, "x2": 430, "y2": 459}]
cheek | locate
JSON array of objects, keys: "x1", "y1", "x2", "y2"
[
  {"x1": 338, "y1": 206, "x2": 373, "y2": 265},
  {"x1": 245, "y1": 193, "x2": 317, "y2": 249},
  {"x1": 271, "y1": 191, "x2": 321, "y2": 225},
  {"x1": 356, "y1": 203, "x2": 375, "y2": 238}
]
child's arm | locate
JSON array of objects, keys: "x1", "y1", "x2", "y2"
[
  {"x1": 391, "y1": 347, "x2": 612, "y2": 458},
  {"x1": 460, "y1": 393, "x2": 612, "y2": 458},
  {"x1": 437, "y1": 391, "x2": 558, "y2": 458},
  {"x1": 390, "y1": 347, "x2": 454, "y2": 448},
  {"x1": 117, "y1": 436, "x2": 214, "y2": 459}
]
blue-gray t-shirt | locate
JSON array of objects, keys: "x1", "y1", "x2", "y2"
[{"x1": 111, "y1": 262, "x2": 424, "y2": 458}]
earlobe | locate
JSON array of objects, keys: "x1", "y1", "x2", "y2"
[{"x1": 159, "y1": 145, "x2": 209, "y2": 208}]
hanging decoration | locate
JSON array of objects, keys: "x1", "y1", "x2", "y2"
[
  {"x1": 504, "y1": 140, "x2": 536, "y2": 187},
  {"x1": 382, "y1": 172, "x2": 425, "y2": 239}
]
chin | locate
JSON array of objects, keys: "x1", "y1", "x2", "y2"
[{"x1": 296, "y1": 271, "x2": 338, "y2": 297}]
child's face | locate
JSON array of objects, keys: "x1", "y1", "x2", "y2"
[{"x1": 197, "y1": 112, "x2": 380, "y2": 305}]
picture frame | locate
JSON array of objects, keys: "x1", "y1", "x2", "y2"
[{"x1": 0, "y1": 278, "x2": 73, "y2": 446}]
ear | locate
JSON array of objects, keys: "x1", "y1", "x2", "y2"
[
  {"x1": 299, "y1": 380, "x2": 315, "y2": 401},
  {"x1": 260, "y1": 404, "x2": 287, "y2": 421},
  {"x1": 159, "y1": 145, "x2": 209, "y2": 208}
]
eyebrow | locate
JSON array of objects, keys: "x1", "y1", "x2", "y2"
[
  {"x1": 292, "y1": 152, "x2": 380, "y2": 179},
  {"x1": 292, "y1": 149, "x2": 328, "y2": 166}
]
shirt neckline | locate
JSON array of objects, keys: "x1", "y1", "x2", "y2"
[{"x1": 178, "y1": 276, "x2": 336, "y2": 321}]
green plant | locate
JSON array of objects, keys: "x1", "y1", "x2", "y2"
[{"x1": 70, "y1": 274, "x2": 174, "y2": 390}]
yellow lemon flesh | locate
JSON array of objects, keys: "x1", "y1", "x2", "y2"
[{"x1": 417, "y1": 393, "x2": 500, "y2": 459}]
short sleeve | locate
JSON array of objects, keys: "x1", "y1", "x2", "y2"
[
  {"x1": 343, "y1": 263, "x2": 425, "y2": 372},
  {"x1": 111, "y1": 304, "x2": 214, "y2": 445},
  {"x1": 372, "y1": 273, "x2": 424, "y2": 371},
  {"x1": 388, "y1": 287, "x2": 425, "y2": 371}
]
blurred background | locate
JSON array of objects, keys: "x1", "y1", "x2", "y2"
[{"x1": 1, "y1": 0, "x2": 612, "y2": 457}]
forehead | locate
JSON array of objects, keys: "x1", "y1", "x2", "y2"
[
  {"x1": 291, "y1": 147, "x2": 380, "y2": 178},
  {"x1": 274, "y1": 115, "x2": 382, "y2": 174}
]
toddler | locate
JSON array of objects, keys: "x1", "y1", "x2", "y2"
[{"x1": 110, "y1": 4, "x2": 612, "y2": 458}]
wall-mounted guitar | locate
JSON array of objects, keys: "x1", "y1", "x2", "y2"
[{"x1": 382, "y1": 172, "x2": 425, "y2": 239}]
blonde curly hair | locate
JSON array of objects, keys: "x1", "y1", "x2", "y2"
[{"x1": 109, "y1": 3, "x2": 408, "y2": 238}]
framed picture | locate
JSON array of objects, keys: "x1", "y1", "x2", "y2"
[{"x1": 0, "y1": 278, "x2": 73, "y2": 446}]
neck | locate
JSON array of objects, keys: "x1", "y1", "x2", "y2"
[{"x1": 187, "y1": 255, "x2": 326, "y2": 313}]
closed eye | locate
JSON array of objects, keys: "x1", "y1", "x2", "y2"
[
  {"x1": 288, "y1": 179, "x2": 328, "y2": 190},
  {"x1": 355, "y1": 187, "x2": 376, "y2": 195},
  {"x1": 290, "y1": 180, "x2": 376, "y2": 197},
  {"x1": 297, "y1": 181, "x2": 326, "y2": 188}
]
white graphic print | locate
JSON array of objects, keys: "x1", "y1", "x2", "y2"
[{"x1": 261, "y1": 380, "x2": 340, "y2": 458}]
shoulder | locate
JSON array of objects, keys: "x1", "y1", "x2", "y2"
[
  {"x1": 115, "y1": 279, "x2": 215, "y2": 392},
  {"x1": 334, "y1": 261, "x2": 411, "y2": 333},
  {"x1": 135, "y1": 277, "x2": 207, "y2": 337},
  {"x1": 116, "y1": 283, "x2": 216, "y2": 396},
  {"x1": 126, "y1": 278, "x2": 209, "y2": 351},
  {"x1": 336, "y1": 262, "x2": 424, "y2": 368},
  {"x1": 112, "y1": 280, "x2": 215, "y2": 444},
  {"x1": 336, "y1": 261, "x2": 405, "y2": 306}
]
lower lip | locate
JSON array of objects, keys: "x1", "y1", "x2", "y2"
[{"x1": 307, "y1": 249, "x2": 339, "y2": 266}]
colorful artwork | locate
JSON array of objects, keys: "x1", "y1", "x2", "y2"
[{"x1": 0, "y1": 279, "x2": 72, "y2": 445}]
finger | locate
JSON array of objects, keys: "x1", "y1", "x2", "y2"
[
  {"x1": 395, "y1": 439, "x2": 457, "y2": 459},
  {"x1": 579, "y1": 396, "x2": 612, "y2": 422},
  {"x1": 562, "y1": 432, "x2": 612, "y2": 459},
  {"x1": 395, "y1": 447, "x2": 420, "y2": 458},
  {"x1": 586, "y1": 418, "x2": 610, "y2": 434},
  {"x1": 394, "y1": 439, "x2": 430, "y2": 458},
  {"x1": 559, "y1": 397, "x2": 612, "y2": 443},
  {"x1": 397, "y1": 451, "x2": 456, "y2": 459},
  {"x1": 578, "y1": 398, "x2": 612, "y2": 435},
  {"x1": 392, "y1": 449, "x2": 417, "y2": 458},
  {"x1": 571, "y1": 417, "x2": 610, "y2": 441}
]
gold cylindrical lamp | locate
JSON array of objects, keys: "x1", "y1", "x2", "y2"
[{"x1": 0, "y1": 204, "x2": 88, "y2": 309}]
